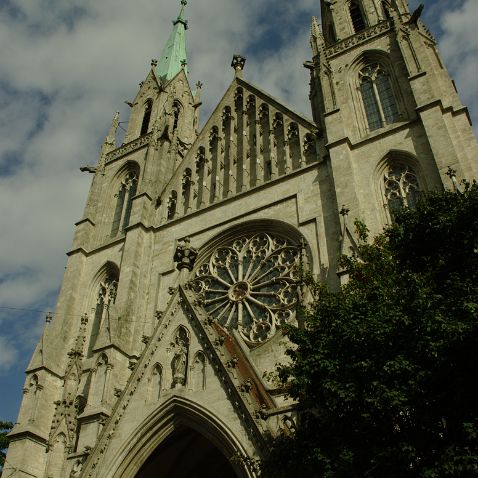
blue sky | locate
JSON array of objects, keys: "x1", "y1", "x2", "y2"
[{"x1": 0, "y1": 0, "x2": 477, "y2": 422}]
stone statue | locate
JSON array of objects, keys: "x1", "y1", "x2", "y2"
[{"x1": 171, "y1": 334, "x2": 189, "y2": 387}]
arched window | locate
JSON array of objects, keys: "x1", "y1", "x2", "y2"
[
  {"x1": 111, "y1": 166, "x2": 139, "y2": 237},
  {"x1": 172, "y1": 103, "x2": 181, "y2": 134},
  {"x1": 90, "y1": 264, "x2": 118, "y2": 355},
  {"x1": 323, "y1": 2, "x2": 337, "y2": 44},
  {"x1": 140, "y1": 100, "x2": 152, "y2": 136},
  {"x1": 382, "y1": 0, "x2": 391, "y2": 20},
  {"x1": 383, "y1": 161, "x2": 421, "y2": 221},
  {"x1": 359, "y1": 64, "x2": 399, "y2": 131},
  {"x1": 350, "y1": 0, "x2": 367, "y2": 32}
]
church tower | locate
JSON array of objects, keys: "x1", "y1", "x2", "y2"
[
  {"x1": 308, "y1": 0, "x2": 478, "y2": 234},
  {"x1": 5, "y1": 1, "x2": 478, "y2": 477}
]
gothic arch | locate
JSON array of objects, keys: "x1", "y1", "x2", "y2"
[
  {"x1": 87, "y1": 262, "x2": 119, "y2": 355},
  {"x1": 110, "y1": 396, "x2": 253, "y2": 478},
  {"x1": 374, "y1": 150, "x2": 426, "y2": 223},
  {"x1": 194, "y1": 219, "x2": 311, "y2": 268},
  {"x1": 89, "y1": 352, "x2": 111, "y2": 406},
  {"x1": 140, "y1": 99, "x2": 153, "y2": 136},
  {"x1": 190, "y1": 220, "x2": 311, "y2": 346},
  {"x1": 348, "y1": 0, "x2": 367, "y2": 33},
  {"x1": 111, "y1": 161, "x2": 140, "y2": 236},
  {"x1": 190, "y1": 351, "x2": 206, "y2": 391},
  {"x1": 148, "y1": 363, "x2": 163, "y2": 402},
  {"x1": 171, "y1": 100, "x2": 183, "y2": 134},
  {"x1": 348, "y1": 50, "x2": 406, "y2": 135}
]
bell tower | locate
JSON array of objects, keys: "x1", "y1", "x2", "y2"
[
  {"x1": 308, "y1": 0, "x2": 478, "y2": 234},
  {"x1": 6, "y1": 2, "x2": 201, "y2": 476}
]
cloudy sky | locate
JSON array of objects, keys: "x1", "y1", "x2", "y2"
[{"x1": 0, "y1": 0, "x2": 477, "y2": 421}]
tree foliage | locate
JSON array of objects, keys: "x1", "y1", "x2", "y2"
[
  {"x1": 262, "y1": 181, "x2": 478, "y2": 477},
  {"x1": 0, "y1": 420, "x2": 13, "y2": 471}
]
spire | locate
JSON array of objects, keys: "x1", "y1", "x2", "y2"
[{"x1": 156, "y1": 0, "x2": 189, "y2": 82}]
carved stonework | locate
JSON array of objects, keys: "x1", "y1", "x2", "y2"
[
  {"x1": 171, "y1": 328, "x2": 190, "y2": 387},
  {"x1": 326, "y1": 21, "x2": 392, "y2": 58},
  {"x1": 173, "y1": 237, "x2": 198, "y2": 271},
  {"x1": 192, "y1": 233, "x2": 302, "y2": 345},
  {"x1": 105, "y1": 133, "x2": 152, "y2": 163},
  {"x1": 231, "y1": 54, "x2": 246, "y2": 72}
]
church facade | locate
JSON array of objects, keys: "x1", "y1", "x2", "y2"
[{"x1": 6, "y1": 1, "x2": 478, "y2": 477}]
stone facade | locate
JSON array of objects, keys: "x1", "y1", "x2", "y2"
[{"x1": 6, "y1": 1, "x2": 478, "y2": 477}]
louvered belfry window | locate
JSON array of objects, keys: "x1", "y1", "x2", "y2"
[{"x1": 350, "y1": 0, "x2": 367, "y2": 32}]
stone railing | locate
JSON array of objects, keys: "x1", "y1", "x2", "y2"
[
  {"x1": 325, "y1": 21, "x2": 392, "y2": 58},
  {"x1": 106, "y1": 133, "x2": 152, "y2": 163}
]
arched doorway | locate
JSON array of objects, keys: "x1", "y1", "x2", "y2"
[{"x1": 135, "y1": 425, "x2": 239, "y2": 478}]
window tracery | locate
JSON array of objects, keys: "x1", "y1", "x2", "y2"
[
  {"x1": 111, "y1": 169, "x2": 138, "y2": 236},
  {"x1": 359, "y1": 64, "x2": 399, "y2": 131},
  {"x1": 383, "y1": 162, "x2": 420, "y2": 220},
  {"x1": 192, "y1": 233, "x2": 302, "y2": 346},
  {"x1": 90, "y1": 272, "x2": 118, "y2": 354}
]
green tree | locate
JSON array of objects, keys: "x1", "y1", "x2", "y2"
[
  {"x1": 262, "y1": 180, "x2": 478, "y2": 477},
  {"x1": 0, "y1": 420, "x2": 13, "y2": 473}
]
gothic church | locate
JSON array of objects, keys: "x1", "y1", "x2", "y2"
[{"x1": 6, "y1": 0, "x2": 478, "y2": 477}]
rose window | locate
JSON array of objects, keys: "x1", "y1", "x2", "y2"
[{"x1": 192, "y1": 233, "x2": 302, "y2": 345}]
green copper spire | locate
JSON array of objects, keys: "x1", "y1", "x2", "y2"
[{"x1": 156, "y1": 0, "x2": 189, "y2": 82}]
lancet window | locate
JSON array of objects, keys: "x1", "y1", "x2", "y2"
[
  {"x1": 350, "y1": 0, "x2": 367, "y2": 32},
  {"x1": 172, "y1": 102, "x2": 181, "y2": 134},
  {"x1": 359, "y1": 64, "x2": 399, "y2": 131},
  {"x1": 111, "y1": 167, "x2": 139, "y2": 237},
  {"x1": 140, "y1": 99, "x2": 153, "y2": 136},
  {"x1": 90, "y1": 268, "x2": 118, "y2": 354},
  {"x1": 382, "y1": 0, "x2": 391, "y2": 20},
  {"x1": 383, "y1": 161, "x2": 421, "y2": 220}
]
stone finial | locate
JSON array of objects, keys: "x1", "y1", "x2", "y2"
[
  {"x1": 151, "y1": 58, "x2": 158, "y2": 67},
  {"x1": 173, "y1": 237, "x2": 198, "y2": 271},
  {"x1": 231, "y1": 54, "x2": 246, "y2": 76}
]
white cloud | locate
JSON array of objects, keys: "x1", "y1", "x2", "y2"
[
  {"x1": 439, "y1": 0, "x2": 478, "y2": 130},
  {"x1": 0, "y1": 0, "x2": 477, "y2": 382},
  {"x1": 0, "y1": 336, "x2": 18, "y2": 374}
]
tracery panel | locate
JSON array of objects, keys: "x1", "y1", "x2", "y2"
[{"x1": 192, "y1": 233, "x2": 302, "y2": 346}]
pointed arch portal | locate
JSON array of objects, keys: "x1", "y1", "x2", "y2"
[
  {"x1": 110, "y1": 397, "x2": 252, "y2": 478},
  {"x1": 135, "y1": 426, "x2": 238, "y2": 478}
]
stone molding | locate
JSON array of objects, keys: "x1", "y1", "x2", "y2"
[
  {"x1": 325, "y1": 21, "x2": 392, "y2": 58},
  {"x1": 105, "y1": 133, "x2": 152, "y2": 164}
]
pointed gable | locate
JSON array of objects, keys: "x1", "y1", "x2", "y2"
[{"x1": 154, "y1": 76, "x2": 323, "y2": 224}]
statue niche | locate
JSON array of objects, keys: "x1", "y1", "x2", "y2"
[{"x1": 171, "y1": 327, "x2": 190, "y2": 388}]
